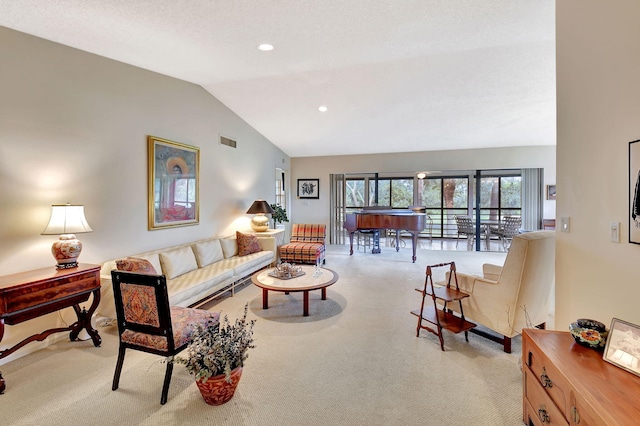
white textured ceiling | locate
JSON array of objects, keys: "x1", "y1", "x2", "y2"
[{"x1": 0, "y1": 0, "x2": 556, "y2": 157}]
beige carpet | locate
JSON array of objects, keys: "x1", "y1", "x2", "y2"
[{"x1": 1, "y1": 245, "x2": 523, "y2": 425}]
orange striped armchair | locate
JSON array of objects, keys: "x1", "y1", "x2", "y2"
[{"x1": 279, "y1": 224, "x2": 326, "y2": 265}]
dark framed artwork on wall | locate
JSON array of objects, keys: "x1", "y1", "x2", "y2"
[
  {"x1": 630, "y1": 140, "x2": 640, "y2": 244},
  {"x1": 297, "y1": 179, "x2": 319, "y2": 199},
  {"x1": 148, "y1": 135, "x2": 200, "y2": 230}
]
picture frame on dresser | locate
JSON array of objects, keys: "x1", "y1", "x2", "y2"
[
  {"x1": 603, "y1": 317, "x2": 640, "y2": 377},
  {"x1": 148, "y1": 135, "x2": 200, "y2": 230},
  {"x1": 297, "y1": 179, "x2": 319, "y2": 199}
]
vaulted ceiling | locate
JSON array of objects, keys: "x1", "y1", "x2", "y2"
[{"x1": 0, "y1": 1, "x2": 556, "y2": 157}]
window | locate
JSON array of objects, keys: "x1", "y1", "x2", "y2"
[
  {"x1": 346, "y1": 178, "x2": 366, "y2": 208},
  {"x1": 417, "y1": 177, "x2": 469, "y2": 237},
  {"x1": 479, "y1": 175, "x2": 521, "y2": 220},
  {"x1": 370, "y1": 178, "x2": 413, "y2": 208}
]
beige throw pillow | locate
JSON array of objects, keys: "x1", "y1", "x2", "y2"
[
  {"x1": 194, "y1": 239, "x2": 224, "y2": 267},
  {"x1": 220, "y1": 236, "x2": 238, "y2": 258},
  {"x1": 159, "y1": 246, "x2": 198, "y2": 279}
]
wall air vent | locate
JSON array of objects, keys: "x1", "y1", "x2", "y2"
[{"x1": 220, "y1": 136, "x2": 237, "y2": 148}]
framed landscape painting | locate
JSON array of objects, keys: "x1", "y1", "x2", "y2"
[
  {"x1": 297, "y1": 179, "x2": 319, "y2": 199},
  {"x1": 148, "y1": 135, "x2": 199, "y2": 230},
  {"x1": 630, "y1": 140, "x2": 640, "y2": 244}
]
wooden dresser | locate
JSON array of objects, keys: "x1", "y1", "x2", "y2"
[{"x1": 522, "y1": 328, "x2": 640, "y2": 425}]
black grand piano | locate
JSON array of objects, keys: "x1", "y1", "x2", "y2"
[{"x1": 344, "y1": 207, "x2": 427, "y2": 263}]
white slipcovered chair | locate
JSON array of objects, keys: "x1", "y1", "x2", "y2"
[{"x1": 447, "y1": 231, "x2": 555, "y2": 353}]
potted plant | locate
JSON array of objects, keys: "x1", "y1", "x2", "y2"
[
  {"x1": 173, "y1": 303, "x2": 256, "y2": 405},
  {"x1": 270, "y1": 203, "x2": 289, "y2": 229}
]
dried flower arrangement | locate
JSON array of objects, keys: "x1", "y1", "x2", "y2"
[{"x1": 173, "y1": 303, "x2": 256, "y2": 383}]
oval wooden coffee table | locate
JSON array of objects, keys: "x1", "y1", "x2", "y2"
[{"x1": 251, "y1": 265, "x2": 338, "y2": 316}]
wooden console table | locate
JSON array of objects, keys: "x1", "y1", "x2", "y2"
[
  {"x1": 0, "y1": 264, "x2": 102, "y2": 391},
  {"x1": 523, "y1": 328, "x2": 640, "y2": 425}
]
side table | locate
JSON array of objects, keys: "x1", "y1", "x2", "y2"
[
  {"x1": 0, "y1": 263, "x2": 102, "y2": 392},
  {"x1": 255, "y1": 228, "x2": 286, "y2": 261},
  {"x1": 255, "y1": 228, "x2": 286, "y2": 245}
]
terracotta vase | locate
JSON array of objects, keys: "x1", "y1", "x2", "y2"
[{"x1": 195, "y1": 366, "x2": 243, "y2": 405}]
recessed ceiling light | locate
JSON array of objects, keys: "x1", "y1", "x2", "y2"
[
  {"x1": 257, "y1": 44, "x2": 274, "y2": 51},
  {"x1": 318, "y1": 106, "x2": 328, "y2": 112}
]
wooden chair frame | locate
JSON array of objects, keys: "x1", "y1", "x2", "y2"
[{"x1": 111, "y1": 271, "x2": 214, "y2": 404}]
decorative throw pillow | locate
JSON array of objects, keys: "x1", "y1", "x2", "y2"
[
  {"x1": 236, "y1": 231, "x2": 262, "y2": 256},
  {"x1": 115, "y1": 257, "x2": 158, "y2": 274},
  {"x1": 135, "y1": 253, "x2": 163, "y2": 274}
]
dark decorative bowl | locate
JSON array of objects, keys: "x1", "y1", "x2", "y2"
[{"x1": 569, "y1": 318, "x2": 608, "y2": 350}]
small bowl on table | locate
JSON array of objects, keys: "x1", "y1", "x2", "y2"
[{"x1": 569, "y1": 318, "x2": 608, "y2": 350}]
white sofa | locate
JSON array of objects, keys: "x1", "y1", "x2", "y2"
[{"x1": 97, "y1": 234, "x2": 276, "y2": 320}]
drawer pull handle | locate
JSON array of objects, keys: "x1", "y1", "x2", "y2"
[
  {"x1": 538, "y1": 408, "x2": 550, "y2": 423},
  {"x1": 572, "y1": 406, "x2": 580, "y2": 424},
  {"x1": 540, "y1": 367, "x2": 553, "y2": 388}
]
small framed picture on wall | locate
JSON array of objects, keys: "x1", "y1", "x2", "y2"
[
  {"x1": 297, "y1": 179, "x2": 319, "y2": 199},
  {"x1": 546, "y1": 185, "x2": 556, "y2": 200}
]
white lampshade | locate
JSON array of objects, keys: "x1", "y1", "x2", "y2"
[
  {"x1": 42, "y1": 204, "x2": 93, "y2": 235},
  {"x1": 42, "y1": 204, "x2": 93, "y2": 269}
]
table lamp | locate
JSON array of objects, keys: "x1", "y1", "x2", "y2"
[
  {"x1": 42, "y1": 204, "x2": 93, "y2": 269},
  {"x1": 246, "y1": 200, "x2": 274, "y2": 232}
]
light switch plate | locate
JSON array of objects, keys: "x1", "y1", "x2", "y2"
[
  {"x1": 560, "y1": 217, "x2": 570, "y2": 233},
  {"x1": 610, "y1": 221, "x2": 620, "y2": 243}
]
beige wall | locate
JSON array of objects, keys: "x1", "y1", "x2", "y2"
[
  {"x1": 291, "y1": 146, "x2": 556, "y2": 226},
  {"x1": 556, "y1": 2, "x2": 640, "y2": 330},
  {"x1": 0, "y1": 27, "x2": 289, "y2": 363}
]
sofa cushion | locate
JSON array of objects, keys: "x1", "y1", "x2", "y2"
[
  {"x1": 159, "y1": 246, "x2": 198, "y2": 279},
  {"x1": 217, "y1": 250, "x2": 275, "y2": 277},
  {"x1": 220, "y1": 236, "x2": 238, "y2": 258},
  {"x1": 194, "y1": 239, "x2": 224, "y2": 267},
  {"x1": 237, "y1": 231, "x2": 262, "y2": 256},
  {"x1": 165, "y1": 262, "x2": 235, "y2": 307},
  {"x1": 115, "y1": 257, "x2": 158, "y2": 274}
]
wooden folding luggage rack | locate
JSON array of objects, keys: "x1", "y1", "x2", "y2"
[{"x1": 410, "y1": 261, "x2": 476, "y2": 351}]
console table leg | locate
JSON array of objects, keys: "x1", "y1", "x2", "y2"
[{"x1": 69, "y1": 289, "x2": 102, "y2": 347}]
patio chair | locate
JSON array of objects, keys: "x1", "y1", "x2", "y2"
[
  {"x1": 455, "y1": 215, "x2": 476, "y2": 249},
  {"x1": 490, "y1": 216, "x2": 522, "y2": 250}
]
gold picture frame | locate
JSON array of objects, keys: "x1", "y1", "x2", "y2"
[{"x1": 148, "y1": 136, "x2": 199, "y2": 230}]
